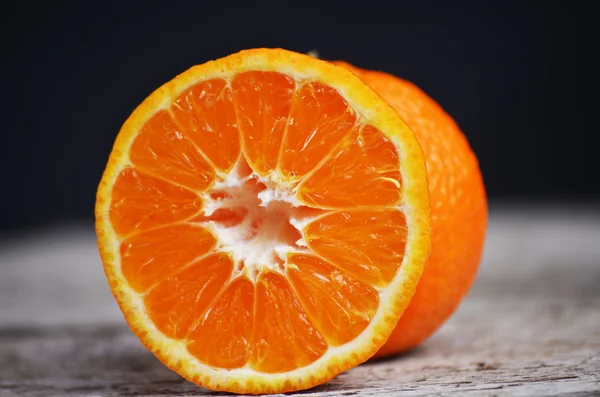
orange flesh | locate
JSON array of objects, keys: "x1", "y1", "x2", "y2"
[
  {"x1": 279, "y1": 82, "x2": 357, "y2": 181},
  {"x1": 252, "y1": 272, "x2": 328, "y2": 373},
  {"x1": 232, "y1": 72, "x2": 295, "y2": 175},
  {"x1": 298, "y1": 125, "x2": 402, "y2": 208},
  {"x1": 305, "y1": 209, "x2": 407, "y2": 287},
  {"x1": 130, "y1": 110, "x2": 215, "y2": 191},
  {"x1": 109, "y1": 72, "x2": 408, "y2": 372},
  {"x1": 287, "y1": 254, "x2": 379, "y2": 346},
  {"x1": 187, "y1": 277, "x2": 255, "y2": 369},
  {"x1": 171, "y1": 79, "x2": 240, "y2": 171},
  {"x1": 145, "y1": 252, "x2": 233, "y2": 339},
  {"x1": 121, "y1": 224, "x2": 216, "y2": 292}
]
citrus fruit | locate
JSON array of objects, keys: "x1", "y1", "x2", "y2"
[
  {"x1": 95, "y1": 48, "x2": 431, "y2": 394},
  {"x1": 332, "y1": 61, "x2": 488, "y2": 358}
]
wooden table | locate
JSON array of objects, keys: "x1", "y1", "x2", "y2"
[{"x1": 1, "y1": 206, "x2": 599, "y2": 396}]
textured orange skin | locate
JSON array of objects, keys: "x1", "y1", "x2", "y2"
[{"x1": 334, "y1": 62, "x2": 488, "y2": 357}]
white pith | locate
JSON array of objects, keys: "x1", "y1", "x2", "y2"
[{"x1": 199, "y1": 160, "x2": 319, "y2": 282}]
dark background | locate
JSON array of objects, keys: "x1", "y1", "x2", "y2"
[{"x1": 1, "y1": 1, "x2": 595, "y2": 233}]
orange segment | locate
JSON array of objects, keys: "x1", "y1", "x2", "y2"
[
  {"x1": 170, "y1": 79, "x2": 240, "y2": 171},
  {"x1": 129, "y1": 110, "x2": 215, "y2": 191},
  {"x1": 278, "y1": 82, "x2": 357, "y2": 180},
  {"x1": 305, "y1": 209, "x2": 407, "y2": 287},
  {"x1": 231, "y1": 71, "x2": 295, "y2": 175},
  {"x1": 120, "y1": 224, "x2": 216, "y2": 292},
  {"x1": 144, "y1": 253, "x2": 233, "y2": 339},
  {"x1": 287, "y1": 254, "x2": 379, "y2": 346},
  {"x1": 109, "y1": 168, "x2": 203, "y2": 237},
  {"x1": 187, "y1": 277, "x2": 254, "y2": 369},
  {"x1": 298, "y1": 125, "x2": 402, "y2": 208},
  {"x1": 251, "y1": 272, "x2": 328, "y2": 373}
]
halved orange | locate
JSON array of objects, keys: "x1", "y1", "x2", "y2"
[{"x1": 95, "y1": 48, "x2": 430, "y2": 394}]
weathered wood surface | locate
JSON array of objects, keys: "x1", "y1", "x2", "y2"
[{"x1": 1, "y1": 206, "x2": 599, "y2": 396}]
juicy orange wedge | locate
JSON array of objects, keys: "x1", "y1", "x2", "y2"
[{"x1": 95, "y1": 48, "x2": 430, "y2": 394}]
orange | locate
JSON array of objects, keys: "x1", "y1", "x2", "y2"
[
  {"x1": 333, "y1": 61, "x2": 488, "y2": 357},
  {"x1": 95, "y1": 48, "x2": 431, "y2": 394}
]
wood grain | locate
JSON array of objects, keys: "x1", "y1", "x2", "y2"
[{"x1": 1, "y1": 206, "x2": 599, "y2": 396}]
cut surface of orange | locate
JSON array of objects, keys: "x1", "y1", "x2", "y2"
[{"x1": 95, "y1": 48, "x2": 431, "y2": 394}]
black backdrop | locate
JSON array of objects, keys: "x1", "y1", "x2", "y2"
[{"x1": 1, "y1": 1, "x2": 595, "y2": 232}]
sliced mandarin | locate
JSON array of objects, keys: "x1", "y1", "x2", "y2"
[
  {"x1": 96, "y1": 48, "x2": 430, "y2": 394},
  {"x1": 110, "y1": 73, "x2": 406, "y2": 374},
  {"x1": 111, "y1": 73, "x2": 407, "y2": 371}
]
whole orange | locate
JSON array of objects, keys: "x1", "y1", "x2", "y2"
[{"x1": 334, "y1": 61, "x2": 488, "y2": 357}]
